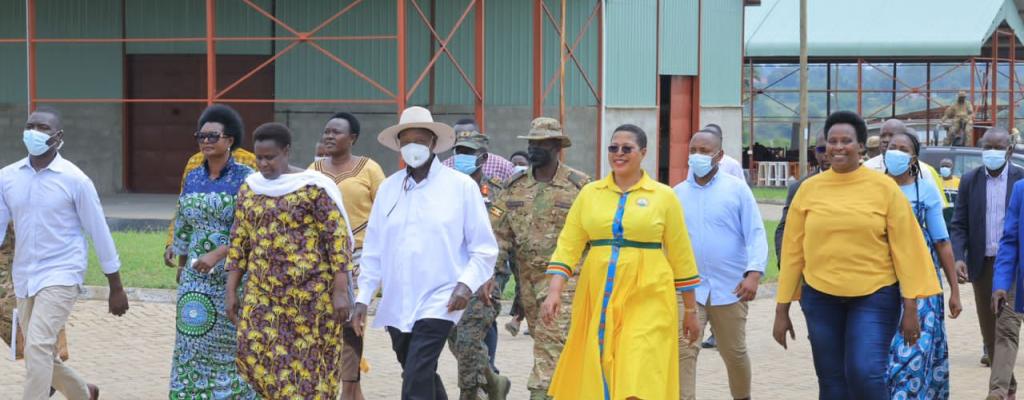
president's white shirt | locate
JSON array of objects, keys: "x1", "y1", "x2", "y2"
[
  {"x1": 0, "y1": 154, "x2": 121, "y2": 298},
  {"x1": 357, "y1": 158, "x2": 498, "y2": 332}
]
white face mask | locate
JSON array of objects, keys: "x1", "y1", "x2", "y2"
[
  {"x1": 23, "y1": 129, "x2": 59, "y2": 156},
  {"x1": 401, "y1": 143, "x2": 431, "y2": 168}
]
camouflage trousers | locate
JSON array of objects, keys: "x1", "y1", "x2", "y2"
[
  {"x1": 448, "y1": 295, "x2": 501, "y2": 390},
  {"x1": 518, "y1": 272, "x2": 574, "y2": 397}
]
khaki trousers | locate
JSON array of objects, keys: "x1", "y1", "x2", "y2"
[
  {"x1": 16, "y1": 285, "x2": 89, "y2": 400},
  {"x1": 679, "y1": 301, "x2": 751, "y2": 400},
  {"x1": 990, "y1": 298, "x2": 1022, "y2": 397}
]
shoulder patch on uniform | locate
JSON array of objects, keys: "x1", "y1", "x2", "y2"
[
  {"x1": 488, "y1": 176, "x2": 505, "y2": 189},
  {"x1": 567, "y1": 170, "x2": 591, "y2": 189},
  {"x1": 505, "y1": 200, "x2": 525, "y2": 209},
  {"x1": 506, "y1": 170, "x2": 528, "y2": 186},
  {"x1": 489, "y1": 205, "x2": 505, "y2": 219}
]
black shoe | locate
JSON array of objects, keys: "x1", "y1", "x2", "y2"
[
  {"x1": 701, "y1": 335, "x2": 717, "y2": 349},
  {"x1": 982, "y1": 353, "x2": 992, "y2": 367}
]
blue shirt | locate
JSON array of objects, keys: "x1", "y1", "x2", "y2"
[
  {"x1": 994, "y1": 179, "x2": 1024, "y2": 312},
  {"x1": 673, "y1": 172, "x2": 768, "y2": 306},
  {"x1": 899, "y1": 180, "x2": 950, "y2": 245}
]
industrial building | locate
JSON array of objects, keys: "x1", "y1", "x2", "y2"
[{"x1": 0, "y1": 0, "x2": 752, "y2": 194}]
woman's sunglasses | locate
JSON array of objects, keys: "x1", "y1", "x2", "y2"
[{"x1": 607, "y1": 145, "x2": 636, "y2": 154}]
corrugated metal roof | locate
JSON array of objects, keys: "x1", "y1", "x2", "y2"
[{"x1": 745, "y1": 0, "x2": 1024, "y2": 58}]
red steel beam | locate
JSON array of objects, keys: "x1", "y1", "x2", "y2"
[
  {"x1": 307, "y1": 41, "x2": 397, "y2": 98},
  {"x1": 992, "y1": 32, "x2": 999, "y2": 130},
  {"x1": 475, "y1": 0, "x2": 486, "y2": 128},
  {"x1": 540, "y1": 1, "x2": 602, "y2": 101},
  {"x1": 242, "y1": 0, "x2": 302, "y2": 37},
  {"x1": 307, "y1": 0, "x2": 364, "y2": 38},
  {"x1": 533, "y1": 0, "x2": 543, "y2": 117},
  {"x1": 34, "y1": 98, "x2": 396, "y2": 104},
  {"x1": 1012, "y1": 30, "x2": 1017, "y2": 133},
  {"x1": 18, "y1": 35, "x2": 395, "y2": 43},
  {"x1": 27, "y1": 0, "x2": 37, "y2": 111},
  {"x1": 215, "y1": 40, "x2": 302, "y2": 99},
  {"x1": 397, "y1": 0, "x2": 407, "y2": 113},
  {"x1": 205, "y1": 0, "x2": 216, "y2": 106},
  {"x1": 406, "y1": 0, "x2": 481, "y2": 101}
]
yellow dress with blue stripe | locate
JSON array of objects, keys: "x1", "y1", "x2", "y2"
[{"x1": 546, "y1": 172, "x2": 701, "y2": 400}]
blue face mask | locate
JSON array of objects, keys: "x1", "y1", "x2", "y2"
[
  {"x1": 23, "y1": 129, "x2": 57, "y2": 156},
  {"x1": 939, "y1": 167, "x2": 952, "y2": 178},
  {"x1": 983, "y1": 149, "x2": 1008, "y2": 171},
  {"x1": 688, "y1": 152, "x2": 717, "y2": 178},
  {"x1": 884, "y1": 150, "x2": 912, "y2": 176},
  {"x1": 453, "y1": 153, "x2": 481, "y2": 175}
]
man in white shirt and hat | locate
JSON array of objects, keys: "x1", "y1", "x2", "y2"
[{"x1": 351, "y1": 106, "x2": 499, "y2": 400}]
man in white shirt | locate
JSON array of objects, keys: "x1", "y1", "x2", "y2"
[
  {"x1": 674, "y1": 131, "x2": 768, "y2": 400},
  {"x1": 351, "y1": 106, "x2": 498, "y2": 400},
  {"x1": 0, "y1": 107, "x2": 129, "y2": 400},
  {"x1": 701, "y1": 123, "x2": 746, "y2": 182}
]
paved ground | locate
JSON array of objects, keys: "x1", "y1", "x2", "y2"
[{"x1": 1, "y1": 284, "x2": 1016, "y2": 399}]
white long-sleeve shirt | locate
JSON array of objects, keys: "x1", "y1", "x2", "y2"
[
  {"x1": 0, "y1": 154, "x2": 121, "y2": 298},
  {"x1": 357, "y1": 157, "x2": 498, "y2": 332}
]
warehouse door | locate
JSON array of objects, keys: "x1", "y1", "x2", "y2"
[{"x1": 125, "y1": 54, "x2": 274, "y2": 193}]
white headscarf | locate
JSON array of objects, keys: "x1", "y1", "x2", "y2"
[{"x1": 244, "y1": 169, "x2": 355, "y2": 249}]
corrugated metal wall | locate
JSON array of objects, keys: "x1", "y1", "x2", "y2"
[
  {"x1": 35, "y1": 0, "x2": 122, "y2": 99},
  {"x1": 0, "y1": 0, "x2": 605, "y2": 107},
  {"x1": 0, "y1": 0, "x2": 26, "y2": 104},
  {"x1": 605, "y1": 0, "x2": 657, "y2": 107},
  {"x1": 700, "y1": 0, "x2": 743, "y2": 106},
  {"x1": 659, "y1": 0, "x2": 698, "y2": 76},
  {"x1": 125, "y1": 0, "x2": 273, "y2": 55}
]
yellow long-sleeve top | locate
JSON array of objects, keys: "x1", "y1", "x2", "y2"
[
  {"x1": 545, "y1": 172, "x2": 701, "y2": 291},
  {"x1": 309, "y1": 157, "x2": 386, "y2": 249},
  {"x1": 777, "y1": 166, "x2": 941, "y2": 302}
]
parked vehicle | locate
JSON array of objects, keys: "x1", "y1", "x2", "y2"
[{"x1": 919, "y1": 146, "x2": 1024, "y2": 177}]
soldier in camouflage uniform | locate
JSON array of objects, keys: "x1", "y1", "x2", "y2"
[
  {"x1": 491, "y1": 117, "x2": 590, "y2": 400},
  {"x1": 447, "y1": 130, "x2": 513, "y2": 400},
  {"x1": 942, "y1": 90, "x2": 975, "y2": 146}
]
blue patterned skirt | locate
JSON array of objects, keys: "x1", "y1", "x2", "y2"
[{"x1": 887, "y1": 291, "x2": 949, "y2": 400}]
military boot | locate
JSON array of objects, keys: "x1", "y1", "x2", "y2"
[
  {"x1": 459, "y1": 387, "x2": 484, "y2": 400},
  {"x1": 529, "y1": 389, "x2": 551, "y2": 400},
  {"x1": 483, "y1": 368, "x2": 510, "y2": 400}
]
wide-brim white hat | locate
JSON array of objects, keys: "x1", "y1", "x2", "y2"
[{"x1": 377, "y1": 106, "x2": 456, "y2": 153}]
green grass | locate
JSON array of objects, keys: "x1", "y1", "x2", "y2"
[
  {"x1": 86, "y1": 231, "x2": 178, "y2": 289},
  {"x1": 86, "y1": 220, "x2": 782, "y2": 291},
  {"x1": 752, "y1": 187, "x2": 788, "y2": 203}
]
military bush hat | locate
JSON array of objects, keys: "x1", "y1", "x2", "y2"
[
  {"x1": 517, "y1": 117, "x2": 571, "y2": 148},
  {"x1": 454, "y1": 130, "x2": 488, "y2": 150}
]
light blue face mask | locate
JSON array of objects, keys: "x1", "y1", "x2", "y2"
[
  {"x1": 23, "y1": 129, "x2": 58, "y2": 156},
  {"x1": 939, "y1": 167, "x2": 952, "y2": 178},
  {"x1": 453, "y1": 153, "x2": 482, "y2": 175},
  {"x1": 983, "y1": 149, "x2": 1008, "y2": 171},
  {"x1": 884, "y1": 149, "x2": 912, "y2": 176},
  {"x1": 688, "y1": 152, "x2": 717, "y2": 178}
]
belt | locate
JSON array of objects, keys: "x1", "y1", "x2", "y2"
[{"x1": 589, "y1": 239, "x2": 662, "y2": 249}]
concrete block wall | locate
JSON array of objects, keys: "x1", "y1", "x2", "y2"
[{"x1": 0, "y1": 104, "x2": 124, "y2": 195}]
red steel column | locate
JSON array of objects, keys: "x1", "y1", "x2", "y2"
[
  {"x1": 27, "y1": 0, "x2": 37, "y2": 111},
  {"x1": 474, "y1": 0, "x2": 485, "y2": 128},
  {"x1": 1011, "y1": 31, "x2": 1016, "y2": 133},
  {"x1": 992, "y1": 32, "x2": 999, "y2": 129},
  {"x1": 595, "y1": 0, "x2": 603, "y2": 176},
  {"x1": 669, "y1": 76, "x2": 694, "y2": 186},
  {"x1": 532, "y1": 0, "x2": 543, "y2": 117},
  {"x1": 205, "y1": 0, "x2": 216, "y2": 106},
  {"x1": 397, "y1": 0, "x2": 407, "y2": 113},
  {"x1": 857, "y1": 58, "x2": 863, "y2": 115}
]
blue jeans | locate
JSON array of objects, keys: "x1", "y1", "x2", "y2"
[{"x1": 800, "y1": 283, "x2": 901, "y2": 400}]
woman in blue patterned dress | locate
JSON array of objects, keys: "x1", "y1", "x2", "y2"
[
  {"x1": 883, "y1": 131, "x2": 963, "y2": 399},
  {"x1": 168, "y1": 105, "x2": 258, "y2": 399}
]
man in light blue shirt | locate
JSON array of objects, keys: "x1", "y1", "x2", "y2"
[{"x1": 674, "y1": 130, "x2": 767, "y2": 400}]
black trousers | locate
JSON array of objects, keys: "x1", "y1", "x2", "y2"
[{"x1": 388, "y1": 318, "x2": 456, "y2": 400}]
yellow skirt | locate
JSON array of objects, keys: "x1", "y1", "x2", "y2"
[{"x1": 548, "y1": 247, "x2": 679, "y2": 400}]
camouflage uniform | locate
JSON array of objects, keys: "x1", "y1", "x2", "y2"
[
  {"x1": 448, "y1": 176, "x2": 508, "y2": 399},
  {"x1": 491, "y1": 117, "x2": 590, "y2": 399},
  {"x1": 942, "y1": 91, "x2": 975, "y2": 146},
  {"x1": 0, "y1": 225, "x2": 14, "y2": 346},
  {"x1": 447, "y1": 130, "x2": 512, "y2": 400}
]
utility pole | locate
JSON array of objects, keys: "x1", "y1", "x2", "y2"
[{"x1": 798, "y1": 0, "x2": 809, "y2": 177}]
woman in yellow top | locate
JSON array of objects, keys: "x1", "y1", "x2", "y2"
[
  {"x1": 540, "y1": 124, "x2": 701, "y2": 400},
  {"x1": 772, "y1": 111, "x2": 941, "y2": 400},
  {"x1": 308, "y1": 112, "x2": 384, "y2": 400}
]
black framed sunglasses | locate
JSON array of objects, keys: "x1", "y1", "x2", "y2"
[
  {"x1": 607, "y1": 145, "x2": 636, "y2": 154},
  {"x1": 194, "y1": 131, "x2": 226, "y2": 143}
]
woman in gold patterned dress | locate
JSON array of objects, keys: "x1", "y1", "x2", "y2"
[{"x1": 225, "y1": 122, "x2": 354, "y2": 399}]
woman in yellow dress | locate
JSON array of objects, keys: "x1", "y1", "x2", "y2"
[{"x1": 541, "y1": 124, "x2": 702, "y2": 399}]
